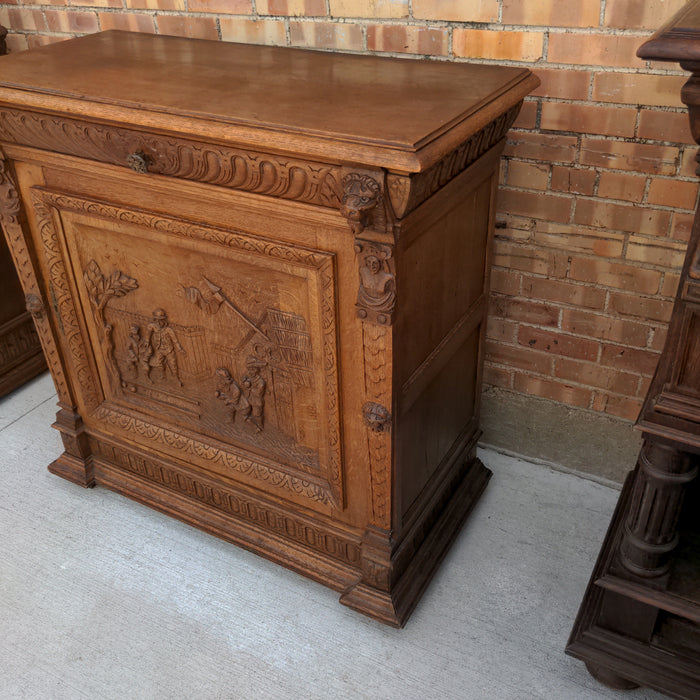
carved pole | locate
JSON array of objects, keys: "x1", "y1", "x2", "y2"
[{"x1": 619, "y1": 439, "x2": 698, "y2": 577}]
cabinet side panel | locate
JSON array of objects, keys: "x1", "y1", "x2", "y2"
[{"x1": 396, "y1": 169, "x2": 495, "y2": 522}]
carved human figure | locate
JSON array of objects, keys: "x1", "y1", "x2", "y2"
[
  {"x1": 242, "y1": 355, "x2": 267, "y2": 432},
  {"x1": 214, "y1": 367, "x2": 250, "y2": 424},
  {"x1": 145, "y1": 308, "x2": 186, "y2": 386},
  {"x1": 358, "y1": 255, "x2": 395, "y2": 312},
  {"x1": 125, "y1": 325, "x2": 141, "y2": 377}
]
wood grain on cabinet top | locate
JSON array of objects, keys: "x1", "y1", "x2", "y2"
[{"x1": 0, "y1": 31, "x2": 538, "y2": 171}]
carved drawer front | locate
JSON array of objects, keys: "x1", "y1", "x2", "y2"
[{"x1": 30, "y1": 187, "x2": 344, "y2": 510}]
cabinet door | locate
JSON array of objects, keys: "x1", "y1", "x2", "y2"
[{"x1": 24, "y1": 178, "x2": 346, "y2": 513}]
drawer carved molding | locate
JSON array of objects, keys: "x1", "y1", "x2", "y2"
[
  {"x1": 0, "y1": 31, "x2": 538, "y2": 626},
  {"x1": 0, "y1": 108, "x2": 344, "y2": 209}
]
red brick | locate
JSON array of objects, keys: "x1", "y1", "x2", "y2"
[
  {"x1": 593, "y1": 72, "x2": 686, "y2": 109},
  {"x1": 505, "y1": 132, "x2": 578, "y2": 163},
  {"x1": 485, "y1": 340, "x2": 553, "y2": 375},
  {"x1": 548, "y1": 32, "x2": 644, "y2": 69},
  {"x1": 560, "y1": 308, "x2": 649, "y2": 347},
  {"x1": 492, "y1": 240, "x2": 568, "y2": 277},
  {"x1": 579, "y1": 137, "x2": 678, "y2": 175},
  {"x1": 45, "y1": 9, "x2": 98, "y2": 32},
  {"x1": 486, "y1": 316, "x2": 518, "y2": 344},
  {"x1": 453, "y1": 28, "x2": 544, "y2": 61},
  {"x1": 0, "y1": 8, "x2": 48, "y2": 31},
  {"x1": 413, "y1": 0, "x2": 498, "y2": 22},
  {"x1": 506, "y1": 160, "x2": 549, "y2": 190},
  {"x1": 329, "y1": 0, "x2": 408, "y2": 18},
  {"x1": 597, "y1": 172, "x2": 646, "y2": 203},
  {"x1": 490, "y1": 268, "x2": 521, "y2": 296},
  {"x1": 512, "y1": 100, "x2": 538, "y2": 130},
  {"x1": 638, "y1": 109, "x2": 693, "y2": 144},
  {"x1": 522, "y1": 276, "x2": 607, "y2": 310},
  {"x1": 99, "y1": 12, "x2": 156, "y2": 32},
  {"x1": 156, "y1": 15, "x2": 219, "y2": 40},
  {"x1": 73, "y1": 0, "x2": 121, "y2": 6},
  {"x1": 532, "y1": 69, "x2": 591, "y2": 101},
  {"x1": 591, "y1": 392, "x2": 643, "y2": 421},
  {"x1": 574, "y1": 199, "x2": 671, "y2": 236},
  {"x1": 650, "y1": 326, "x2": 669, "y2": 351},
  {"x1": 188, "y1": 0, "x2": 252, "y2": 12},
  {"x1": 518, "y1": 326, "x2": 600, "y2": 361},
  {"x1": 609, "y1": 292, "x2": 674, "y2": 322},
  {"x1": 625, "y1": 237, "x2": 687, "y2": 270},
  {"x1": 569, "y1": 257, "x2": 661, "y2": 295},
  {"x1": 367, "y1": 24, "x2": 448, "y2": 55},
  {"x1": 258, "y1": 0, "x2": 326, "y2": 15},
  {"x1": 555, "y1": 357, "x2": 640, "y2": 396},
  {"x1": 290, "y1": 21, "x2": 363, "y2": 50},
  {"x1": 604, "y1": 0, "x2": 687, "y2": 30},
  {"x1": 5, "y1": 34, "x2": 29, "y2": 53},
  {"x1": 680, "y1": 147, "x2": 698, "y2": 178},
  {"x1": 220, "y1": 18, "x2": 286, "y2": 44},
  {"x1": 533, "y1": 221, "x2": 625, "y2": 258},
  {"x1": 648, "y1": 178, "x2": 699, "y2": 210},
  {"x1": 671, "y1": 212, "x2": 696, "y2": 242},
  {"x1": 540, "y1": 102, "x2": 636, "y2": 138},
  {"x1": 490, "y1": 295, "x2": 560, "y2": 327},
  {"x1": 550, "y1": 166, "x2": 596, "y2": 196},
  {"x1": 503, "y1": 0, "x2": 601, "y2": 27},
  {"x1": 498, "y1": 189, "x2": 572, "y2": 223},
  {"x1": 661, "y1": 273, "x2": 681, "y2": 299},
  {"x1": 513, "y1": 373, "x2": 592, "y2": 408},
  {"x1": 126, "y1": 0, "x2": 184, "y2": 9},
  {"x1": 599, "y1": 343, "x2": 661, "y2": 375},
  {"x1": 483, "y1": 364, "x2": 514, "y2": 389}
]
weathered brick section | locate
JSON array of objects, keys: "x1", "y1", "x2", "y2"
[{"x1": 1, "y1": 0, "x2": 696, "y2": 422}]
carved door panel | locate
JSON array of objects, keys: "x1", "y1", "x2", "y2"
[{"x1": 26, "y1": 185, "x2": 344, "y2": 511}]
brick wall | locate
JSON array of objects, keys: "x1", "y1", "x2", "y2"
[{"x1": 1, "y1": 0, "x2": 695, "y2": 423}]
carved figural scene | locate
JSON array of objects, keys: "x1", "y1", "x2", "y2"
[{"x1": 37, "y1": 190, "x2": 341, "y2": 495}]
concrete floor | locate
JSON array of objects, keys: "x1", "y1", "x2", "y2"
[{"x1": 1, "y1": 373, "x2": 667, "y2": 700}]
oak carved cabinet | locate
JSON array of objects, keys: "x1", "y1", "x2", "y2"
[{"x1": 0, "y1": 31, "x2": 537, "y2": 626}]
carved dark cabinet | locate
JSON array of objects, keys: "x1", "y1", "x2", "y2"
[
  {"x1": 0, "y1": 31, "x2": 537, "y2": 626},
  {"x1": 567, "y1": 2, "x2": 700, "y2": 695}
]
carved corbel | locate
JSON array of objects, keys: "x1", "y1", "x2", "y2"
[
  {"x1": 340, "y1": 172, "x2": 381, "y2": 235},
  {"x1": 354, "y1": 239, "x2": 396, "y2": 325},
  {"x1": 0, "y1": 156, "x2": 21, "y2": 227},
  {"x1": 25, "y1": 293, "x2": 45, "y2": 319}
]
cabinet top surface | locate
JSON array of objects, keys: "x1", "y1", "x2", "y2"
[{"x1": 0, "y1": 31, "x2": 533, "y2": 154}]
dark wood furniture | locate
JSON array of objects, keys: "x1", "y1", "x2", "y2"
[
  {"x1": 567, "y1": 2, "x2": 700, "y2": 695},
  {"x1": 0, "y1": 25, "x2": 46, "y2": 396},
  {"x1": 0, "y1": 31, "x2": 537, "y2": 626}
]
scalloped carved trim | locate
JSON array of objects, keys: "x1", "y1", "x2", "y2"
[
  {"x1": 0, "y1": 108, "x2": 343, "y2": 208},
  {"x1": 94, "y1": 404, "x2": 334, "y2": 504}
]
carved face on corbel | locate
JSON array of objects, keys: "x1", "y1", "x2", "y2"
[{"x1": 340, "y1": 173, "x2": 381, "y2": 235}]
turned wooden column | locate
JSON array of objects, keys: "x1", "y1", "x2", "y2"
[{"x1": 619, "y1": 439, "x2": 697, "y2": 577}]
